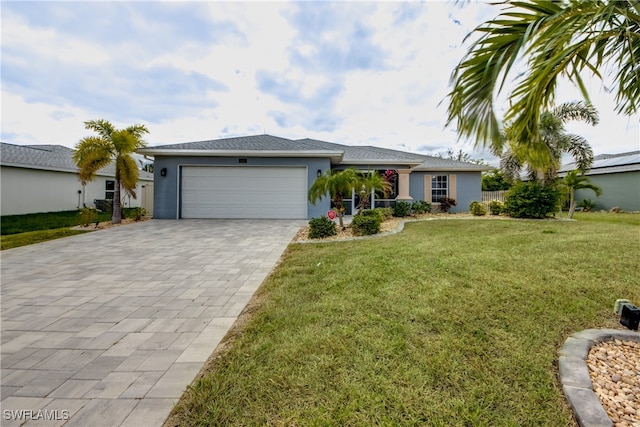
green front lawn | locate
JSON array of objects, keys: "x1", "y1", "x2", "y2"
[
  {"x1": 0, "y1": 228, "x2": 91, "y2": 250},
  {"x1": 169, "y1": 213, "x2": 639, "y2": 426},
  {"x1": 1, "y1": 210, "x2": 112, "y2": 235}
]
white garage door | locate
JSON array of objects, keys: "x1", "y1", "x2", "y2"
[{"x1": 181, "y1": 166, "x2": 307, "y2": 219}]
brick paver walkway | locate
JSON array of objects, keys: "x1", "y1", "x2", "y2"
[{"x1": 1, "y1": 219, "x2": 304, "y2": 426}]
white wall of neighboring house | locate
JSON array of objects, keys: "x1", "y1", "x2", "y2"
[{"x1": 0, "y1": 166, "x2": 153, "y2": 216}]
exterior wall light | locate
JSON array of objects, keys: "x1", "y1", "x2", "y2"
[
  {"x1": 160, "y1": 168, "x2": 167, "y2": 177},
  {"x1": 317, "y1": 169, "x2": 322, "y2": 177}
]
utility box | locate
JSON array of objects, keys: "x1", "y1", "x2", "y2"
[{"x1": 620, "y1": 304, "x2": 640, "y2": 331}]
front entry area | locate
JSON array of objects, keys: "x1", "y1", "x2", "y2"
[{"x1": 181, "y1": 166, "x2": 308, "y2": 219}]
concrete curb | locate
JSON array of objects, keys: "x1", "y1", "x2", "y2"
[{"x1": 559, "y1": 329, "x2": 639, "y2": 427}]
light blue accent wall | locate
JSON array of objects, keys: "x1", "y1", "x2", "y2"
[
  {"x1": 575, "y1": 171, "x2": 640, "y2": 211},
  {"x1": 152, "y1": 156, "x2": 331, "y2": 219},
  {"x1": 409, "y1": 171, "x2": 483, "y2": 213}
]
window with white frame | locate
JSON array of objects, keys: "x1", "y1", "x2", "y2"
[{"x1": 431, "y1": 175, "x2": 448, "y2": 203}]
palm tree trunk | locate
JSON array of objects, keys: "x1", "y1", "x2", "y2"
[
  {"x1": 568, "y1": 190, "x2": 576, "y2": 219},
  {"x1": 112, "y1": 175, "x2": 122, "y2": 224}
]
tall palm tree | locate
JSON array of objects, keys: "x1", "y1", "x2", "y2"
[
  {"x1": 499, "y1": 101, "x2": 598, "y2": 184},
  {"x1": 74, "y1": 119, "x2": 149, "y2": 224},
  {"x1": 447, "y1": 1, "x2": 639, "y2": 165},
  {"x1": 560, "y1": 170, "x2": 602, "y2": 219}
]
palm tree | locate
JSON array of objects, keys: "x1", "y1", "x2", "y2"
[
  {"x1": 74, "y1": 119, "x2": 149, "y2": 224},
  {"x1": 499, "y1": 101, "x2": 599, "y2": 184},
  {"x1": 447, "y1": 1, "x2": 639, "y2": 165},
  {"x1": 308, "y1": 168, "x2": 360, "y2": 228},
  {"x1": 560, "y1": 170, "x2": 602, "y2": 219},
  {"x1": 355, "y1": 170, "x2": 392, "y2": 214}
]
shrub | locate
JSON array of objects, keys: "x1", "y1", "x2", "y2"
[
  {"x1": 78, "y1": 207, "x2": 99, "y2": 226},
  {"x1": 578, "y1": 199, "x2": 596, "y2": 212},
  {"x1": 352, "y1": 211, "x2": 382, "y2": 236},
  {"x1": 469, "y1": 201, "x2": 487, "y2": 216},
  {"x1": 308, "y1": 216, "x2": 337, "y2": 239},
  {"x1": 503, "y1": 181, "x2": 561, "y2": 219},
  {"x1": 411, "y1": 200, "x2": 431, "y2": 214},
  {"x1": 392, "y1": 201, "x2": 412, "y2": 217},
  {"x1": 438, "y1": 197, "x2": 457, "y2": 213},
  {"x1": 132, "y1": 207, "x2": 147, "y2": 221},
  {"x1": 374, "y1": 207, "x2": 393, "y2": 220},
  {"x1": 489, "y1": 200, "x2": 504, "y2": 215}
]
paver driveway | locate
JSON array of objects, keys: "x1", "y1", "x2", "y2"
[{"x1": 1, "y1": 219, "x2": 305, "y2": 426}]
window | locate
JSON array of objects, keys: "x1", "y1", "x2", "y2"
[
  {"x1": 105, "y1": 180, "x2": 115, "y2": 200},
  {"x1": 431, "y1": 175, "x2": 448, "y2": 203}
]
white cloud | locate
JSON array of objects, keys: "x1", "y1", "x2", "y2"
[{"x1": 1, "y1": 0, "x2": 637, "y2": 161}]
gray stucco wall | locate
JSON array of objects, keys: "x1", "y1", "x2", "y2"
[
  {"x1": 152, "y1": 156, "x2": 331, "y2": 219},
  {"x1": 409, "y1": 171, "x2": 483, "y2": 213},
  {"x1": 575, "y1": 171, "x2": 640, "y2": 211}
]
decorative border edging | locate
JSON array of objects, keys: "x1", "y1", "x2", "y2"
[
  {"x1": 291, "y1": 217, "x2": 433, "y2": 244},
  {"x1": 559, "y1": 328, "x2": 639, "y2": 427}
]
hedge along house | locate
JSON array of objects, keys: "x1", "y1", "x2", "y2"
[
  {"x1": 559, "y1": 151, "x2": 640, "y2": 211},
  {"x1": 139, "y1": 134, "x2": 491, "y2": 220},
  {"x1": 0, "y1": 142, "x2": 154, "y2": 216}
]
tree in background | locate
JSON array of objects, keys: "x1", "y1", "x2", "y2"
[
  {"x1": 560, "y1": 170, "x2": 602, "y2": 219},
  {"x1": 499, "y1": 101, "x2": 598, "y2": 184},
  {"x1": 482, "y1": 170, "x2": 511, "y2": 191},
  {"x1": 74, "y1": 119, "x2": 149, "y2": 224},
  {"x1": 438, "y1": 148, "x2": 488, "y2": 166},
  {"x1": 447, "y1": 1, "x2": 639, "y2": 170}
]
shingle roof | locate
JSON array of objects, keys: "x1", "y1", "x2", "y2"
[
  {"x1": 1, "y1": 143, "x2": 88, "y2": 172},
  {"x1": 560, "y1": 151, "x2": 640, "y2": 175},
  {"x1": 1, "y1": 142, "x2": 153, "y2": 179},
  {"x1": 139, "y1": 134, "x2": 491, "y2": 171},
  {"x1": 144, "y1": 134, "x2": 339, "y2": 152},
  {"x1": 297, "y1": 138, "x2": 490, "y2": 170}
]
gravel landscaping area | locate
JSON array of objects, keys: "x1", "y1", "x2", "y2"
[{"x1": 588, "y1": 339, "x2": 640, "y2": 426}]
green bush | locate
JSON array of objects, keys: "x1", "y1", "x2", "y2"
[
  {"x1": 132, "y1": 207, "x2": 147, "y2": 221},
  {"x1": 308, "y1": 216, "x2": 337, "y2": 239},
  {"x1": 438, "y1": 197, "x2": 457, "y2": 213},
  {"x1": 361, "y1": 208, "x2": 384, "y2": 222},
  {"x1": 578, "y1": 198, "x2": 596, "y2": 212},
  {"x1": 392, "y1": 201, "x2": 412, "y2": 217},
  {"x1": 489, "y1": 200, "x2": 504, "y2": 215},
  {"x1": 503, "y1": 181, "x2": 561, "y2": 219},
  {"x1": 79, "y1": 207, "x2": 99, "y2": 226},
  {"x1": 469, "y1": 201, "x2": 487, "y2": 216},
  {"x1": 411, "y1": 200, "x2": 431, "y2": 214},
  {"x1": 374, "y1": 207, "x2": 393, "y2": 220},
  {"x1": 352, "y1": 212, "x2": 382, "y2": 236}
]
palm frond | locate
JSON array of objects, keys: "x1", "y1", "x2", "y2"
[{"x1": 447, "y1": 0, "x2": 639, "y2": 154}]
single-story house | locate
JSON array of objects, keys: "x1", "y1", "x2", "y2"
[
  {"x1": 0, "y1": 142, "x2": 154, "y2": 216},
  {"x1": 559, "y1": 151, "x2": 640, "y2": 212},
  {"x1": 138, "y1": 134, "x2": 490, "y2": 220}
]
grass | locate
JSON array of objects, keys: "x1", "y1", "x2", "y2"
[
  {"x1": 0, "y1": 208, "x2": 141, "y2": 250},
  {"x1": 0, "y1": 228, "x2": 90, "y2": 250},
  {"x1": 169, "y1": 213, "x2": 639, "y2": 426},
  {"x1": 1, "y1": 210, "x2": 112, "y2": 235}
]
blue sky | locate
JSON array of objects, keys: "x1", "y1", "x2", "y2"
[{"x1": 2, "y1": 1, "x2": 638, "y2": 162}]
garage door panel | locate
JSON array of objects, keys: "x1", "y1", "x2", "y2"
[{"x1": 181, "y1": 166, "x2": 307, "y2": 219}]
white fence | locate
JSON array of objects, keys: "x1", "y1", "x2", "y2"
[{"x1": 481, "y1": 191, "x2": 507, "y2": 203}]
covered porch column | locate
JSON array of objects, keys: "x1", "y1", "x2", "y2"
[{"x1": 395, "y1": 169, "x2": 413, "y2": 200}]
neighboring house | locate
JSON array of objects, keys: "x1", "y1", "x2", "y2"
[
  {"x1": 138, "y1": 134, "x2": 490, "y2": 220},
  {"x1": 559, "y1": 151, "x2": 640, "y2": 211},
  {"x1": 0, "y1": 142, "x2": 154, "y2": 216}
]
